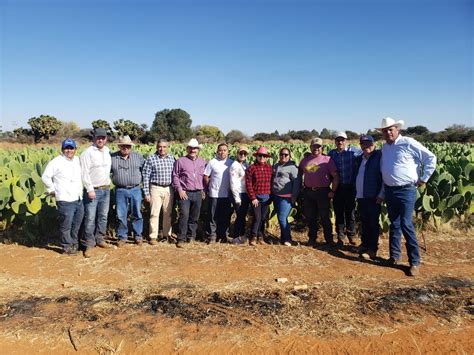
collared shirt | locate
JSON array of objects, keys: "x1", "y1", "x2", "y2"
[
  {"x1": 229, "y1": 160, "x2": 248, "y2": 203},
  {"x1": 355, "y1": 156, "x2": 368, "y2": 199},
  {"x1": 380, "y1": 135, "x2": 437, "y2": 186},
  {"x1": 245, "y1": 162, "x2": 272, "y2": 201},
  {"x1": 204, "y1": 157, "x2": 233, "y2": 198},
  {"x1": 328, "y1": 147, "x2": 360, "y2": 184},
  {"x1": 172, "y1": 155, "x2": 206, "y2": 193},
  {"x1": 299, "y1": 154, "x2": 337, "y2": 188},
  {"x1": 41, "y1": 155, "x2": 83, "y2": 202},
  {"x1": 142, "y1": 153, "x2": 175, "y2": 196},
  {"x1": 80, "y1": 145, "x2": 112, "y2": 192},
  {"x1": 111, "y1": 151, "x2": 144, "y2": 188}
]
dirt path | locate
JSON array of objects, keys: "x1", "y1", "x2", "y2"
[{"x1": 0, "y1": 232, "x2": 472, "y2": 354}]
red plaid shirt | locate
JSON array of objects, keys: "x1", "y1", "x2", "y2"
[{"x1": 245, "y1": 162, "x2": 272, "y2": 200}]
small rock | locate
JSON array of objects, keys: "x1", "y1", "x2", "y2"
[
  {"x1": 62, "y1": 281, "x2": 73, "y2": 288},
  {"x1": 275, "y1": 277, "x2": 288, "y2": 283},
  {"x1": 293, "y1": 284, "x2": 308, "y2": 291}
]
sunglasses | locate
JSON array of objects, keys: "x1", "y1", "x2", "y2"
[
  {"x1": 120, "y1": 146, "x2": 132, "y2": 149},
  {"x1": 239, "y1": 152, "x2": 248, "y2": 155},
  {"x1": 256, "y1": 154, "x2": 267, "y2": 158},
  {"x1": 280, "y1": 153, "x2": 289, "y2": 157}
]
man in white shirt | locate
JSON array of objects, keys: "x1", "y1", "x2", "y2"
[
  {"x1": 42, "y1": 138, "x2": 83, "y2": 255},
  {"x1": 379, "y1": 117, "x2": 436, "y2": 276},
  {"x1": 204, "y1": 143, "x2": 233, "y2": 243},
  {"x1": 80, "y1": 128, "x2": 112, "y2": 258}
]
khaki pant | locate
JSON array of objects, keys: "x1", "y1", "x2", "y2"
[{"x1": 149, "y1": 185, "x2": 173, "y2": 240}]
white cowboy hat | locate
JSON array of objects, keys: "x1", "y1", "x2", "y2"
[
  {"x1": 116, "y1": 135, "x2": 135, "y2": 146},
  {"x1": 377, "y1": 117, "x2": 405, "y2": 131},
  {"x1": 186, "y1": 138, "x2": 202, "y2": 149}
]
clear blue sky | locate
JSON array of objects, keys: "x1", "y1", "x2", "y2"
[{"x1": 1, "y1": 0, "x2": 472, "y2": 136}]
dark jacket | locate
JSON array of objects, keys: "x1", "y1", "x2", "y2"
[{"x1": 355, "y1": 150, "x2": 382, "y2": 199}]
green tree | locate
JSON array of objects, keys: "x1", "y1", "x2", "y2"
[
  {"x1": 28, "y1": 115, "x2": 62, "y2": 142},
  {"x1": 57, "y1": 121, "x2": 80, "y2": 139},
  {"x1": 91, "y1": 119, "x2": 113, "y2": 136},
  {"x1": 194, "y1": 125, "x2": 224, "y2": 143},
  {"x1": 366, "y1": 129, "x2": 383, "y2": 141},
  {"x1": 405, "y1": 125, "x2": 429, "y2": 136},
  {"x1": 225, "y1": 129, "x2": 248, "y2": 144},
  {"x1": 319, "y1": 128, "x2": 332, "y2": 139},
  {"x1": 151, "y1": 109, "x2": 193, "y2": 142},
  {"x1": 113, "y1": 119, "x2": 144, "y2": 140},
  {"x1": 346, "y1": 130, "x2": 359, "y2": 140}
]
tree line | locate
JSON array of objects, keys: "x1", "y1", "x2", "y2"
[{"x1": 2, "y1": 109, "x2": 473, "y2": 144}]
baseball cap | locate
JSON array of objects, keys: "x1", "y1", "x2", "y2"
[
  {"x1": 359, "y1": 135, "x2": 374, "y2": 144},
  {"x1": 61, "y1": 138, "x2": 77, "y2": 149}
]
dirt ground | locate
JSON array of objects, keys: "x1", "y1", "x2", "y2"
[{"x1": 0, "y1": 229, "x2": 472, "y2": 354}]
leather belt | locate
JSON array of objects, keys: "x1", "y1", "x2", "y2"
[
  {"x1": 384, "y1": 184, "x2": 415, "y2": 189},
  {"x1": 94, "y1": 185, "x2": 110, "y2": 190},
  {"x1": 306, "y1": 186, "x2": 329, "y2": 191},
  {"x1": 151, "y1": 182, "x2": 171, "y2": 187},
  {"x1": 116, "y1": 185, "x2": 139, "y2": 189}
]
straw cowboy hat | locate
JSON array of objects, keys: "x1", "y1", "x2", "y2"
[
  {"x1": 377, "y1": 117, "x2": 405, "y2": 131},
  {"x1": 116, "y1": 135, "x2": 135, "y2": 146},
  {"x1": 186, "y1": 138, "x2": 203, "y2": 149}
]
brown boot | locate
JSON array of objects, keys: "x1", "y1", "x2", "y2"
[
  {"x1": 257, "y1": 237, "x2": 267, "y2": 245},
  {"x1": 249, "y1": 236, "x2": 257, "y2": 246}
]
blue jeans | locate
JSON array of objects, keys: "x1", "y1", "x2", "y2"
[
  {"x1": 273, "y1": 195, "x2": 293, "y2": 243},
  {"x1": 385, "y1": 185, "x2": 420, "y2": 266},
  {"x1": 357, "y1": 198, "x2": 381, "y2": 253},
  {"x1": 177, "y1": 190, "x2": 202, "y2": 243},
  {"x1": 207, "y1": 197, "x2": 232, "y2": 241},
  {"x1": 56, "y1": 200, "x2": 84, "y2": 251},
  {"x1": 83, "y1": 189, "x2": 110, "y2": 248},
  {"x1": 116, "y1": 186, "x2": 143, "y2": 241},
  {"x1": 232, "y1": 193, "x2": 250, "y2": 238}
]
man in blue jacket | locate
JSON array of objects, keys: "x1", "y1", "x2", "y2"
[{"x1": 355, "y1": 135, "x2": 383, "y2": 260}]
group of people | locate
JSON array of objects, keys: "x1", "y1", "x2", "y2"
[{"x1": 41, "y1": 117, "x2": 436, "y2": 276}]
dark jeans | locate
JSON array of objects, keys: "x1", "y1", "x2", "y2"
[
  {"x1": 115, "y1": 186, "x2": 143, "y2": 241},
  {"x1": 250, "y1": 194, "x2": 270, "y2": 237},
  {"x1": 232, "y1": 193, "x2": 250, "y2": 238},
  {"x1": 177, "y1": 190, "x2": 202, "y2": 243},
  {"x1": 303, "y1": 188, "x2": 333, "y2": 244},
  {"x1": 273, "y1": 195, "x2": 293, "y2": 243},
  {"x1": 385, "y1": 185, "x2": 420, "y2": 266},
  {"x1": 56, "y1": 200, "x2": 84, "y2": 251},
  {"x1": 207, "y1": 197, "x2": 232, "y2": 240},
  {"x1": 357, "y1": 198, "x2": 381, "y2": 253},
  {"x1": 333, "y1": 184, "x2": 356, "y2": 240},
  {"x1": 83, "y1": 189, "x2": 110, "y2": 248}
]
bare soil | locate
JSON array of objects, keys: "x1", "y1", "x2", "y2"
[{"x1": 0, "y1": 230, "x2": 472, "y2": 354}]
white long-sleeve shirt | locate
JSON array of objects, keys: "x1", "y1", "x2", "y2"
[
  {"x1": 229, "y1": 160, "x2": 248, "y2": 203},
  {"x1": 380, "y1": 135, "x2": 437, "y2": 186},
  {"x1": 80, "y1": 145, "x2": 112, "y2": 192},
  {"x1": 41, "y1": 155, "x2": 83, "y2": 202}
]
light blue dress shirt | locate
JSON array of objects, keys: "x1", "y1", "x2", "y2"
[{"x1": 380, "y1": 135, "x2": 436, "y2": 186}]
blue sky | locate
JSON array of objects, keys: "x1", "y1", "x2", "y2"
[{"x1": 1, "y1": 0, "x2": 472, "y2": 136}]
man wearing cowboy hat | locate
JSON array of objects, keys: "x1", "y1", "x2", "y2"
[
  {"x1": 111, "y1": 135, "x2": 145, "y2": 247},
  {"x1": 378, "y1": 117, "x2": 436, "y2": 276},
  {"x1": 80, "y1": 127, "x2": 112, "y2": 257},
  {"x1": 172, "y1": 138, "x2": 206, "y2": 248}
]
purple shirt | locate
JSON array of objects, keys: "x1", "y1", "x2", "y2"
[
  {"x1": 299, "y1": 154, "x2": 337, "y2": 188},
  {"x1": 172, "y1": 155, "x2": 206, "y2": 193}
]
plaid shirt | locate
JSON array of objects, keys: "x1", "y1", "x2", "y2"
[
  {"x1": 245, "y1": 162, "x2": 272, "y2": 200},
  {"x1": 142, "y1": 153, "x2": 175, "y2": 196},
  {"x1": 328, "y1": 148, "x2": 359, "y2": 185}
]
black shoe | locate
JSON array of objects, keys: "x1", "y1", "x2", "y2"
[{"x1": 336, "y1": 239, "x2": 344, "y2": 249}]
